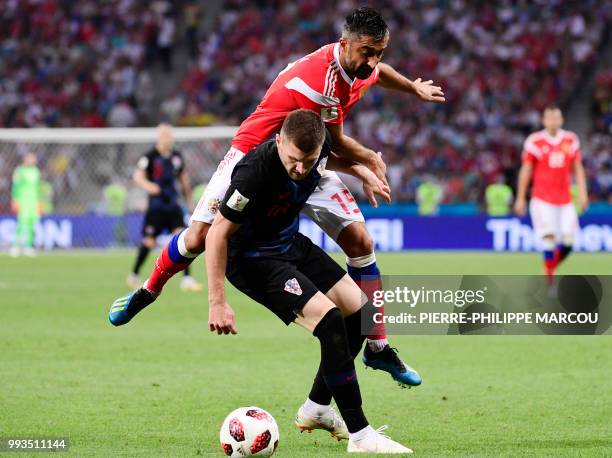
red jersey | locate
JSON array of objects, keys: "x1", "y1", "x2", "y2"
[
  {"x1": 232, "y1": 43, "x2": 380, "y2": 153},
  {"x1": 522, "y1": 129, "x2": 581, "y2": 205}
]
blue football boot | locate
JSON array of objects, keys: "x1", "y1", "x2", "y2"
[
  {"x1": 363, "y1": 345, "x2": 422, "y2": 388},
  {"x1": 109, "y1": 288, "x2": 157, "y2": 326}
]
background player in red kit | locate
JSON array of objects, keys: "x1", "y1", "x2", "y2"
[
  {"x1": 514, "y1": 106, "x2": 589, "y2": 285},
  {"x1": 110, "y1": 7, "x2": 445, "y2": 387}
]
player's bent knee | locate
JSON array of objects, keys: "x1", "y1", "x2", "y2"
[
  {"x1": 326, "y1": 274, "x2": 365, "y2": 317},
  {"x1": 295, "y1": 292, "x2": 337, "y2": 333},
  {"x1": 184, "y1": 221, "x2": 209, "y2": 253},
  {"x1": 562, "y1": 235, "x2": 574, "y2": 246},
  {"x1": 336, "y1": 222, "x2": 374, "y2": 258}
]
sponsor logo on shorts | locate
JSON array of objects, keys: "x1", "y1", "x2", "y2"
[
  {"x1": 284, "y1": 278, "x2": 302, "y2": 296},
  {"x1": 208, "y1": 198, "x2": 221, "y2": 215},
  {"x1": 227, "y1": 190, "x2": 249, "y2": 212}
]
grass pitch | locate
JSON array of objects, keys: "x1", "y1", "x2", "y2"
[{"x1": 1, "y1": 250, "x2": 611, "y2": 457}]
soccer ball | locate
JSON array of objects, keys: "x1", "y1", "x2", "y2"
[{"x1": 220, "y1": 406, "x2": 280, "y2": 457}]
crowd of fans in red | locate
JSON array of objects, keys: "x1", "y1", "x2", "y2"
[{"x1": 1, "y1": 0, "x2": 610, "y2": 203}]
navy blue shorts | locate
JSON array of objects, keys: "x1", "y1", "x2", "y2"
[{"x1": 226, "y1": 233, "x2": 346, "y2": 325}]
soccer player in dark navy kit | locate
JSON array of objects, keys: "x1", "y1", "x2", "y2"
[
  {"x1": 205, "y1": 110, "x2": 412, "y2": 454},
  {"x1": 128, "y1": 123, "x2": 203, "y2": 292}
]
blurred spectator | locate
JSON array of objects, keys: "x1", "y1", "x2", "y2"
[
  {"x1": 184, "y1": 2, "x2": 202, "y2": 60},
  {"x1": 107, "y1": 100, "x2": 137, "y2": 128},
  {"x1": 157, "y1": 11, "x2": 176, "y2": 73}
]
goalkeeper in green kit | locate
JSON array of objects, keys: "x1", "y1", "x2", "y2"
[{"x1": 10, "y1": 153, "x2": 43, "y2": 257}]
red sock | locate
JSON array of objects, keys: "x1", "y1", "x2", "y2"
[
  {"x1": 544, "y1": 258, "x2": 557, "y2": 287},
  {"x1": 356, "y1": 276, "x2": 387, "y2": 340},
  {"x1": 146, "y1": 245, "x2": 191, "y2": 293}
]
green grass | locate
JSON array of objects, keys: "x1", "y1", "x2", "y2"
[{"x1": 1, "y1": 250, "x2": 611, "y2": 457}]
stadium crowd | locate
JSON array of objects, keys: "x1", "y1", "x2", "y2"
[
  {"x1": 1, "y1": 0, "x2": 610, "y2": 204},
  {"x1": 588, "y1": 70, "x2": 612, "y2": 201},
  {"x1": 0, "y1": 0, "x2": 196, "y2": 128}
]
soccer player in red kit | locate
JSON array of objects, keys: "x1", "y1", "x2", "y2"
[
  {"x1": 514, "y1": 106, "x2": 589, "y2": 285},
  {"x1": 110, "y1": 7, "x2": 444, "y2": 397}
]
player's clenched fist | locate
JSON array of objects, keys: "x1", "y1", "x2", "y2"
[{"x1": 208, "y1": 302, "x2": 238, "y2": 335}]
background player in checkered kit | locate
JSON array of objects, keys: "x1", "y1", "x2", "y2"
[
  {"x1": 514, "y1": 106, "x2": 589, "y2": 286},
  {"x1": 128, "y1": 123, "x2": 203, "y2": 292}
]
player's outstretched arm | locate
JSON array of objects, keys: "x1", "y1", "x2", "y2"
[
  {"x1": 376, "y1": 63, "x2": 445, "y2": 103},
  {"x1": 514, "y1": 163, "x2": 533, "y2": 216},
  {"x1": 327, "y1": 154, "x2": 391, "y2": 207},
  {"x1": 574, "y1": 159, "x2": 589, "y2": 212},
  {"x1": 206, "y1": 214, "x2": 239, "y2": 335},
  {"x1": 327, "y1": 123, "x2": 389, "y2": 189}
]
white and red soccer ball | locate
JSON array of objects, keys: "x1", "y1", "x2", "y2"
[{"x1": 220, "y1": 406, "x2": 280, "y2": 457}]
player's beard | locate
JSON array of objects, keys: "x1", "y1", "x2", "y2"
[{"x1": 354, "y1": 64, "x2": 374, "y2": 79}]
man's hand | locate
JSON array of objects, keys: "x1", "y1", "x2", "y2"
[
  {"x1": 412, "y1": 78, "x2": 445, "y2": 103},
  {"x1": 367, "y1": 152, "x2": 389, "y2": 188},
  {"x1": 10, "y1": 200, "x2": 19, "y2": 214},
  {"x1": 514, "y1": 197, "x2": 527, "y2": 216},
  {"x1": 147, "y1": 183, "x2": 162, "y2": 196},
  {"x1": 208, "y1": 302, "x2": 237, "y2": 335},
  {"x1": 578, "y1": 193, "x2": 589, "y2": 213},
  {"x1": 359, "y1": 167, "x2": 391, "y2": 207}
]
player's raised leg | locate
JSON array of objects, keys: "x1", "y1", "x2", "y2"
[
  {"x1": 109, "y1": 227, "x2": 200, "y2": 326},
  {"x1": 303, "y1": 175, "x2": 421, "y2": 387}
]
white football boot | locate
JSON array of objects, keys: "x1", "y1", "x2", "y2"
[
  {"x1": 347, "y1": 425, "x2": 413, "y2": 454},
  {"x1": 295, "y1": 404, "x2": 349, "y2": 441}
]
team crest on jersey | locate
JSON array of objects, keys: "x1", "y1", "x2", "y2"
[
  {"x1": 227, "y1": 190, "x2": 249, "y2": 212},
  {"x1": 562, "y1": 142, "x2": 570, "y2": 153},
  {"x1": 317, "y1": 156, "x2": 328, "y2": 175},
  {"x1": 284, "y1": 278, "x2": 302, "y2": 296},
  {"x1": 208, "y1": 198, "x2": 221, "y2": 214},
  {"x1": 321, "y1": 107, "x2": 338, "y2": 122},
  {"x1": 172, "y1": 156, "x2": 182, "y2": 170}
]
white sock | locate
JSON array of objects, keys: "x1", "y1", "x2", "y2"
[
  {"x1": 349, "y1": 425, "x2": 374, "y2": 442},
  {"x1": 367, "y1": 338, "x2": 388, "y2": 352},
  {"x1": 302, "y1": 398, "x2": 330, "y2": 417},
  {"x1": 178, "y1": 230, "x2": 198, "y2": 258}
]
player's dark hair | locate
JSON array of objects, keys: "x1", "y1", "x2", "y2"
[
  {"x1": 281, "y1": 109, "x2": 325, "y2": 153},
  {"x1": 343, "y1": 7, "x2": 389, "y2": 42}
]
